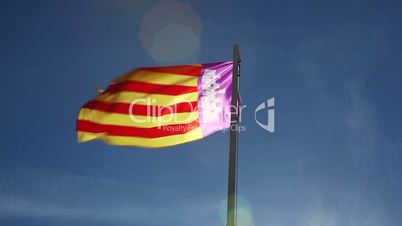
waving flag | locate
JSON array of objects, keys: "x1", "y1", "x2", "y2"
[{"x1": 77, "y1": 61, "x2": 234, "y2": 148}]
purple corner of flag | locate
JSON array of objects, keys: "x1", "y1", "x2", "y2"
[{"x1": 197, "y1": 61, "x2": 234, "y2": 137}]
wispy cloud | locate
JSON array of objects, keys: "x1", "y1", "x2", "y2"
[
  {"x1": 0, "y1": 167, "x2": 220, "y2": 225},
  {"x1": 0, "y1": 195, "x2": 97, "y2": 219}
]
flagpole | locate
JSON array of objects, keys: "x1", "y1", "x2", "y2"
[{"x1": 227, "y1": 44, "x2": 241, "y2": 226}]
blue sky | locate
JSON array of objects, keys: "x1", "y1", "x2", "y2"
[{"x1": 1, "y1": 0, "x2": 402, "y2": 226}]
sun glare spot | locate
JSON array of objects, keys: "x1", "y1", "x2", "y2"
[
  {"x1": 219, "y1": 196, "x2": 255, "y2": 226},
  {"x1": 139, "y1": 0, "x2": 202, "y2": 64}
]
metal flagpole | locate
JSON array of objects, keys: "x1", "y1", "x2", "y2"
[{"x1": 227, "y1": 44, "x2": 241, "y2": 226}]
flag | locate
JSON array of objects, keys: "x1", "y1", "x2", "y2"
[{"x1": 77, "y1": 61, "x2": 235, "y2": 148}]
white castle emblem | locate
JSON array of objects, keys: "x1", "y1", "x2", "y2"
[{"x1": 201, "y1": 69, "x2": 225, "y2": 122}]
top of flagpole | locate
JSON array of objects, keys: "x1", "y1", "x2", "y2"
[{"x1": 234, "y1": 44, "x2": 241, "y2": 64}]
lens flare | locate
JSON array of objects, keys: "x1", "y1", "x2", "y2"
[
  {"x1": 219, "y1": 195, "x2": 255, "y2": 226},
  {"x1": 139, "y1": 0, "x2": 202, "y2": 64}
]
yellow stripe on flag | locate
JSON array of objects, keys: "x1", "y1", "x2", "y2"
[
  {"x1": 95, "y1": 91, "x2": 198, "y2": 105},
  {"x1": 78, "y1": 108, "x2": 199, "y2": 128},
  {"x1": 77, "y1": 127, "x2": 203, "y2": 148},
  {"x1": 113, "y1": 70, "x2": 198, "y2": 87}
]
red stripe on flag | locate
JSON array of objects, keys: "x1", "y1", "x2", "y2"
[
  {"x1": 139, "y1": 65, "x2": 202, "y2": 76},
  {"x1": 82, "y1": 100, "x2": 198, "y2": 116},
  {"x1": 105, "y1": 81, "x2": 198, "y2": 95},
  {"x1": 77, "y1": 120, "x2": 200, "y2": 138}
]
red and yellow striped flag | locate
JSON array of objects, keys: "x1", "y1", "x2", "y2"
[{"x1": 77, "y1": 61, "x2": 234, "y2": 148}]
